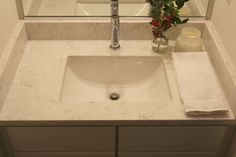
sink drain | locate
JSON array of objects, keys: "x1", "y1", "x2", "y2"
[{"x1": 109, "y1": 92, "x2": 120, "y2": 101}]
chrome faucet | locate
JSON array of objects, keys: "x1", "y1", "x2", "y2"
[{"x1": 110, "y1": 0, "x2": 120, "y2": 49}]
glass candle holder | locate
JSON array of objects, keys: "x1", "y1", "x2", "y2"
[{"x1": 175, "y1": 27, "x2": 203, "y2": 52}]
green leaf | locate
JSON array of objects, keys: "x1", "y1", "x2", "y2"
[{"x1": 181, "y1": 18, "x2": 189, "y2": 24}]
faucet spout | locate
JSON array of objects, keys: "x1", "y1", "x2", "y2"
[{"x1": 110, "y1": 0, "x2": 120, "y2": 49}]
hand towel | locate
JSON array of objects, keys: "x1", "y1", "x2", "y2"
[{"x1": 172, "y1": 52, "x2": 228, "y2": 116}]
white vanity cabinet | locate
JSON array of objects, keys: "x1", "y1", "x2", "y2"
[
  {"x1": 14, "y1": 152, "x2": 115, "y2": 157},
  {"x1": 0, "y1": 147, "x2": 4, "y2": 157},
  {"x1": 119, "y1": 127, "x2": 226, "y2": 157},
  {"x1": 119, "y1": 152, "x2": 217, "y2": 157},
  {"x1": 7, "y1": 127, "x2": 115, "y2": 157},
  {"x1": 6, "y1": 126, "x2": 228, "y2": 157}
]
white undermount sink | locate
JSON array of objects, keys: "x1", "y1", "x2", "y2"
[{"x1": 60, "y1": 56, "x2": 171, "y2": 104}]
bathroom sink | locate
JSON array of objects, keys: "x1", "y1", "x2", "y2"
[{"x1": 60, "y1": 56, "x2": 171, "y2": 104}]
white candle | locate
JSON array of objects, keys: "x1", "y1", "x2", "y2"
[{"x1": 175, "y1": 27, "x2": 203, "y2": 52}]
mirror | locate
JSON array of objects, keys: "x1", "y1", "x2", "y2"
[{"x1": 21, "y1": 0, "x2": 210, "y2": 17}]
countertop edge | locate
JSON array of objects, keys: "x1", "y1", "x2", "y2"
[{"x1": 0, "y1": 119, "x2": 235, "y2": 126}]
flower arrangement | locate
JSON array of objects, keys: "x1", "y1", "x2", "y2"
[{"x1": 146, "y1": 0, "x2": 189, "y2": 40}]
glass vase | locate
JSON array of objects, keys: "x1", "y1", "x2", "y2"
[{"x1": 152, "y1": 36, "x2": 169, "y2": 53}]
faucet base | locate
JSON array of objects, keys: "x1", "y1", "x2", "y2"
[{"x1": 110, "y1": 44, "x2": 120, "y2": 49}]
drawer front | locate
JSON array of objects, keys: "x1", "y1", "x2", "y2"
[
  {"x1": 119, "y1": 127, "x2": 225, "y2": 152},
  {"x1": 15, "y1": 152, "x2": 115, "y2": 157},
  {"x1": 119, "y1": 152, "x2": 217, "y2": 157},
  {"x1": 7, "y1": 127, "x2": 115, "y2": 152}
]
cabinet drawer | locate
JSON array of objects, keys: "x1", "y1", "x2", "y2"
[
  {"x1": 7, "y1": 127, "x2": 115, "y2": 151},
  {"x1": 15, "y1": 152, "x2": 115, "y2": 157},
  {"x1": 119, "y1": 152, "x2": 217, "y2": 157},
  {"x1": 119, "y1": 127, "x2": 225, "y2": 152}
]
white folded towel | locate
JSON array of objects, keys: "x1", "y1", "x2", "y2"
[{"x1": 172, "y1": 52, "x2": 228, "y2": 116}]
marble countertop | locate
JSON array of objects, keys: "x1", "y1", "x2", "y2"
[{"x1": 0, "y1": 40, "x2": 234, "y2": 125}]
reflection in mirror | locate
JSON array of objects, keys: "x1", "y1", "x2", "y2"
[{"x1": 21, "y1": 0, "x2": 210, "y2": 17}]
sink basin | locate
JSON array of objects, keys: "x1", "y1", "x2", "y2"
[{"x1": 60, "y1": 56, "x2": 171, "y2": 103}]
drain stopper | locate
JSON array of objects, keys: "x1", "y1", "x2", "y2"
[{"x1": 109, "y1": 93, "x2": 120, "y2": 101}]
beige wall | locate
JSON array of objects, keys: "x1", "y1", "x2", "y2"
[
  {"x1": 212, "y1": 0, "x2": 236, "y2": 67},
  {"x1": 0, "y1": 0, "x2": 19, "y2": 56},
  {"x1": 212, "y1": 2, "x2": 236, "y2": 157}
]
